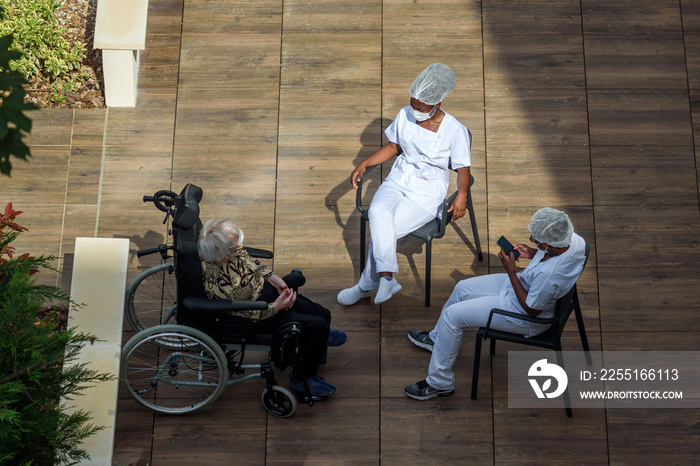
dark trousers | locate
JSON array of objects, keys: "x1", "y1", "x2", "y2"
[{"x1": 256, "y1": 274, "x2": 330, "y2": 377}]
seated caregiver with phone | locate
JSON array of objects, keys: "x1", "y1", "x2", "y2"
[{"x1": 404, "y1": 207, "x2": 587, "y2": 400}]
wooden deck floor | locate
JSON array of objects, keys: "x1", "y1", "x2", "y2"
[{"x1": 5, "y1": 0, "x2": 700, "y2": 463}]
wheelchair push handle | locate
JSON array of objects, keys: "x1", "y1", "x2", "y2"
[{"x1": 137, "y1": 244, "x2": 173, "y2": 261}]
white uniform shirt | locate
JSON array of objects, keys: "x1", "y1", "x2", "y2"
[
  {"x1": 384, "y1": 107, "x2": 471, "y2": 214},
  {"x1": 499, "y1": 233, "x2": 587, "y2": 337}
]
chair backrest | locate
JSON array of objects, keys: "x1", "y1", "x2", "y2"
[
  {"x1": 551, "y1": 241, "x2": 590, "y2": 335},
  {"x1": 171, "y1": 184, "x2": 206, "y2": 325}
]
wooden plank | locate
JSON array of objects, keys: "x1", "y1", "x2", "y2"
[
  {"x1": 383, "y1": 35, "x2": 484, "y2": 91},
  {"x1": 581, "y1": 0, "x2": 683, "y2": 36},
  {"x1": 139, "y1": 34, "x2": 182, "y2": 90},
  {"x1": 485, "y1": 89, "x2": 589, "y2": 147},
  {"x1": 380, "y1": 330, "x2": 494, "y2": 463},
  {"x1": 98, "y1": 144, "x2": 174, "y2": 206},
  {"x1": 182, "y1": 0, "x2": 283, "y2": 35},
  {"x1": 687, "y1": 33, "x2": 700, "y2": 89},
  {"x1": 112, "y1": 399, "x2": 154, "y2": 466},
  {"x1": 277, "y1": 145, "x2": 380, "y2": 206},
  {"x1": 2, "y1": 146, "x2": 69, "y2": 204},
  {"x1": 70, "y1": 108, "x2": 107, "y2": 147},
  {"x1": 598, "y1": 266, "x2": 700, "y2": 332},
  {"x1": 281, "y1": 34, "x2": 381, "y2": 89},
  {"x1": 483, "y1": 0, "x2": 583, "y2": 35},
  {"x1": 484, "y1": 34, "x2": 585, "y2": 90},
  {"x1": 681, "y1": 0, "x2": 700, "y2": 34},
  {"x1": 487, "y1": 145, "x2": 592, "y2": 206},
  {"x1": 179, "y1": 34, "x2": 281, "y2": 90},
  {"x1": 174, "y1": 88, "x2": 280, "y2": 145},
  {"x1": 146, "y1": 0, "x2": 185, "y2": 36},
  {"x1": 105, "y1": 90, "x2": 177, "y2": 148},
  {"x1": 383, "y1": 0, "x2": 482, "y2": 36},
  {"x1": 590, "y1": 145, "x2": 698, "y2": 206},
  {"x1": 266, "y1": 398, "x2": 379, "y2": 463},
  {"x1": 587, "y1": 90, "x2": 693, "y2": 146},
  {"x1": 493, "y1": 397, "x2": 609, "y2": 464},
  {"x1": 283, "y1": 0, "x2": 381, "y2": 34},
  {"x1": 151, "y1": 398, "x2": 268, "y2": 464},
  {"x1": 278, "y1": 89, "x2": 380, "y2": 146},
  {"x1": 594, "y1": 205, "x2": 700, "y2": 268},
  {"x1": 585, "y1": 36, "x2": 687, "y2": 89},
  {"x1": 607, "y1": 409, "x2": 700, "y2": 465}
]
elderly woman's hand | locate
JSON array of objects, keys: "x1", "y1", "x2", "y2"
[
  {"x1": 273, "y1": 287, "x2": 296, "y2": 311},
  {"x1": 266, "y1": 273, "x2": 288, "y2": 294}
]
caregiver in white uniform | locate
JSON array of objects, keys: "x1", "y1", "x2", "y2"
[
  {"x1": 337, "y1": 63, "x2": 472, "y2": 306},
  {"x1": 404, "y1": 208, "x2": 587, "y2": 400}
]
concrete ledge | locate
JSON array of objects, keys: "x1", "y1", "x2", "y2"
[
  {"x1": 65, "y1": 237, "x2": 129, "y2": 465},
  {"x1": 94, "y1": 0, "x2": 148, "y2": 50},
  {"x1": 94, "y1": 0, "x2": 149, "y2": 107}
]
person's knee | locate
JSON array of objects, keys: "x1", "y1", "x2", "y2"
[{"x1": 441, "y1": 305, "x2": 470, "y2": 332}]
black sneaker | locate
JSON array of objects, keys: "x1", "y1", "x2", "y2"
[
  {"x1": 405, "y1": 379, "x2": 454, "y2": 400},
  {"x1": 408, "y1": 330, "x2": 434, "y2": 352}
]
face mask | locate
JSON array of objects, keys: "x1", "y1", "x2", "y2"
[
  {"x1": 237, "y1": 230, "x2": 244, "y2": 248},
  {"x1": 533, "y1": 238, "x2": 550, "y2": 254},
  {"x1": 410, "y1": 105, "x2": 437, "y2": 122}
]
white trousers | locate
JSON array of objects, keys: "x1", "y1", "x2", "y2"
[
  {"x1": 426, "y1": 274, "x2": 533, "y2": 390},
  {"x1": 359, "y1": 180, "x2": 435, "y2": 291}
]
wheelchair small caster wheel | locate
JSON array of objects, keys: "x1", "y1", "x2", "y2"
[{"x1": 262, "y1": 385, "x2": 296, "y2": 418}]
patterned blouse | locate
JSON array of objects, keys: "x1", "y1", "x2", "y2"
[{"x1": 201, "y1": 248, "x2": 278, "y2": 320}]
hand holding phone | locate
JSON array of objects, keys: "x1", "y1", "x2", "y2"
[{"x1": 497, "y1": 235, "x2": 520, "y2": 260}]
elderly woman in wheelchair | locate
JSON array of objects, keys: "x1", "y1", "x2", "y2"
[
  {"x1": 198, "y1": 218, "x2": 345, "y2": 399},
  {"x1": 120, "y1": 184, "x2": 345, "y2": 418}
]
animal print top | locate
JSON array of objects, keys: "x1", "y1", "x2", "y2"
[{"x1": 200, "y1": 248, "x2": 277, "y2": 320}]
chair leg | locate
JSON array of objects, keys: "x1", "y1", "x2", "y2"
[
  {"x1": 555, "y1": 348, "x2": 573, "y2": 417},
  {"x1": 572, "y1": 288, "x2": 592, "y2": 366},
  {"x1": 466, "y1": 190, "x2": 483, "y2": 261},
  {"x1": 360, "y1": 217, "x2": 367, "y2": 273},
  {"x1": 489, "y1": 337, "x2": 496, "y2": 355},
  {"x1": 424, "y1": 240, "x2": 432, "y2": 307},
  {"x1": 471, "y1": 330, "x2": 485, "y2": 400}
]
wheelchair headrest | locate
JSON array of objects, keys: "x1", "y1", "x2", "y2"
[{"x1": 173, "y1": 183, "x2": 203, "y2": 231}]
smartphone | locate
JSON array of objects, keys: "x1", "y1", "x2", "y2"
[{"x1": 497, "y1": 235, "x2": 520, "y2": 260}]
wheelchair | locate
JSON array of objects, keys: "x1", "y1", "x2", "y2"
[{"x1": 120, "y1": 183, "x2": 313, "y2": 417}]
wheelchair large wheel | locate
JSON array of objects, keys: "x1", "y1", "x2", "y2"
[
  {"x1": 121, "y1": 325, "x2": 227, "y2": 415},
  {"x1": 262, "y1": 385, "x2": 296, "y2": 418},
  {"x1": 125, "y1": 263, "x2": 177, "y2": 332}
]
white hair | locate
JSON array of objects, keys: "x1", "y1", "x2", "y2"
[{"x1": 197, "y1": 218, "x2": 241, "y2": 263}]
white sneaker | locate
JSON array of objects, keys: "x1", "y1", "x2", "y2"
[
  {"x1": 374, "y1": 277, "x2": 401, "y2": 304},
  {"x1": 337, "y1": 284, "x2": 371, "y2": 305}
]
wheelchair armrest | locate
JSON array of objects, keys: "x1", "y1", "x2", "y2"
[
  {"x1": 355, "y1": 165, "x2": 377, "y2": 214},
  {"x1": 183, "y1": 296, "x2": 269, "y2": 314},
  {"x1": 484, "y1": 308, "x2": 556, "y2": 337},
  {"x1": 245, "y1": 247, "x2": 273, "y2": 259}
]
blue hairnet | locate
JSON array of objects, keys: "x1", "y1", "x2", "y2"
[
  {"x1": 409, "y1": 63, "x2": 456, "y2": 105},
  {"x1": 527, "y1": 208, "x2": 574, "y2": 248}
]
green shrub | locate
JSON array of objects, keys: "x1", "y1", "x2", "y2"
[
  {"x1": 0, "y1": 203, "x2": 112, "y2": 465},
  {"x1": 0, "y1": 0, "x2": 90, "y2": 104}
]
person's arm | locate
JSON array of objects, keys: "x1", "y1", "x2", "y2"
[
  {"x1": 448, "y1": 166, "x2": 470, "y2": 220},
  {"x1": 266, "y1": 273, "x2": 288, "y2": 294},
  {"x1": 498, "y1": 249, "x2": 544, "y2": 317},
  {"x1": 351, "y1": 142, "x2": 401, "y2": 189}
]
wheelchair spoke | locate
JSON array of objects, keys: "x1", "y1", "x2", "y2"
[
  {"x1": 121, "y1": 327, "x2": 227, "y2": 414},
  {"x1": 126, "y1": 264, "x2": 178, "y2": 332}
]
